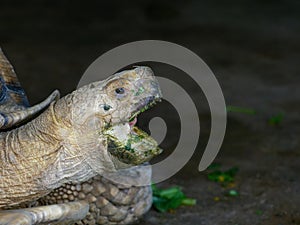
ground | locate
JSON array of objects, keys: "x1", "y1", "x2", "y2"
[{"x1": 0, "y1": 0, "x2": 299, "y2": 224}]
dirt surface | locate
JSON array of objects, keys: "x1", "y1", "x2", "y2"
[{"x1": 0, "y1": 1, "x2": 299, "y2": 224}]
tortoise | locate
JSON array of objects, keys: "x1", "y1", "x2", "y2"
[{"x1": 0, "y1": 48, "x2": 163, "y2": 225}]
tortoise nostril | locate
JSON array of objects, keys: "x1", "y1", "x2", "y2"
[{"x1": 102, "y1": 104, "x2": 111, "y2": 111}]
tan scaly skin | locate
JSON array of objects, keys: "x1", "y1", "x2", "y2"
[{"x1": 0, "y1": 48, "x2": 162, "y2": 225}]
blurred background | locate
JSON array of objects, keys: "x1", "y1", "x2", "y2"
[{"x1": 0, "y1": 0, "x2": 299, "y2": 224}]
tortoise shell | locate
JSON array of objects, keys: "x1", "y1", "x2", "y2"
[{"x1": 0, "y1": 48, "x2": 59, "y2": 130}]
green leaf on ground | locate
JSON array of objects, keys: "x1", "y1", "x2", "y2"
[
  {"x1": 228, "y1": 189, "x2": 239, "y2": 196},
  {"x1": 268, "y1": 113, "x2": 284, "y2": 125},
  {"x1": 207, "y1": 165, "x2": 240, "y2": 197},
  {"x1": 152, "y1": 184, "x2": 196, "y2": 212},
  {"x1": 207, "y1": 167, "x2": 239, "y2": 183},
  {"x1": 226, "y1": 106, "x2": 256, "y2": 115},
  {"x1": 227, "y1": 105, "x2": 284, "y2": 126},
  {"x1": 207, "y1": 162, "x2": 222, "y2": 170}
]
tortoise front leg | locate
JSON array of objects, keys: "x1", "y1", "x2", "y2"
[{"x1": 0, "y1": 201, "x2": 89, "y2": 225}]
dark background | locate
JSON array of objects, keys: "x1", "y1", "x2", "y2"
[{"x1": 1, "y1": 0, "x2": 300, "y2": 224}]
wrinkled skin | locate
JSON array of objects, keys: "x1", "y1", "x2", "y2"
[{"x1": 0, "y1": 66, "x2": 162, "y2": 224}]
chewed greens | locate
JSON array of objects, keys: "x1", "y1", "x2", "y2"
[{"x1": 104, "y1": 124, "x2": 162, "y2": 165}]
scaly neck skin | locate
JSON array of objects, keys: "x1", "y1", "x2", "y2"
[
  {"x1": 0, "y1": 102, "x2": 62, "y2": 207},
  {"x1": 3, "y1": 104, "x2": 63, "y2": 163},
  {"x1": 0, "y1": 96, "x2": 96, "y2": 208}
]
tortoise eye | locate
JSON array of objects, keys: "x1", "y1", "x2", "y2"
[{"x1": 115, "y1": 87, "x2": 125, "y2": 95}]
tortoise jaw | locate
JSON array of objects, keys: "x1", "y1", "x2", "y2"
[
  {"x1": 104, "y1": 95, "x2": 162, "y2": 166},
  {"x1": 129, "y1": 95, "x2": 161, "y2": 122}
]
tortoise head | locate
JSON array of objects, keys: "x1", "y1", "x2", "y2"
[
  {"x1": 95, "y1": 66, "x2": 162, "y2": 127},
  {"x1": 65, "y1": 66, "x2": 162, "y2": 172}
]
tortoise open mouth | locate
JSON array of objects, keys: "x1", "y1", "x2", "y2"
[
  {"x1": 104, "y1": 96, "x2": 162, "y2": 165},
  {"x1": 129, "y1": 96, "x2": 160, "y2": 121}
]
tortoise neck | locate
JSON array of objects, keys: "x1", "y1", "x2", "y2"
[
  {"x1": 0, "y1": 103, "x2": 66, "y2": 207},
  {"x1": 1, "y1": 102, "x2": 65, "y2": 167}
]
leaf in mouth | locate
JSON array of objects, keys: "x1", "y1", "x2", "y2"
[{"x1": 105, "y1": 125, "x2": 162, "y2": 165}]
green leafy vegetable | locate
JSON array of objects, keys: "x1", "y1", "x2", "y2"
[
  {"x1": 207, "y1": 164, "x2": 240, "y2": 198},
  {"x1": 227, "y1": 105, "x2": 284, "y2": 126},
  {"x1": 228, "y1": 189, "x2": 239, "y2": 196},
  {"x1": 226, "y1": 106, "x2": 256, "y2": 115},
  {"x1": 207, "y1": 167, "x2": 239, "y2": 184},
  {"x1": 152, "y1": 184, "x2": 196, "y2": 212},
  {"x1": 207, "y1": 162, "x2": 222, "y2": 170},
  {"x1": 268, "y1": 113, "x2": 284, "y2": 125}
]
